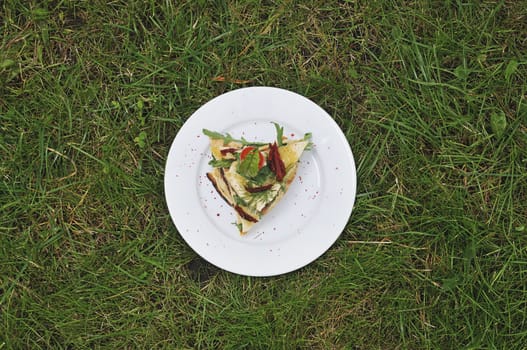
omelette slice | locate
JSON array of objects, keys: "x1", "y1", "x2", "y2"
[{"x1": 203, "y1": 124, "x2": 312, "y2": 234}]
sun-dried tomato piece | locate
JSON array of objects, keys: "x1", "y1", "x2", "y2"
[
  {"x1": 234, "y1": 206, "x2": 258, "y2": 222},
  {"x1": 220, "y1": 147, "x2": 238, "y2": 156},
  {"x1": 268, "y1": 142, "x2": 286, "y2": 181},
  {"x1": 245, "y1": 184, "x2": 273, "y2": 193}
]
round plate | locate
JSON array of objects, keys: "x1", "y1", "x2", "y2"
[{"x1": 164, "y1": 87, "x2": 356, "y2": 276}]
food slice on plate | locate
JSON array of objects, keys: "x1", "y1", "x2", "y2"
[{"x1": 203, "y1": 123, "x2": 312, "y2": 234}]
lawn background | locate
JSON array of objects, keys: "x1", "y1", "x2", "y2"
[{"x1": 1, "y1": 0, "x2": 526, "y2": 349}]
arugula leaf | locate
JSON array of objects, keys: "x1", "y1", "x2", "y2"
[
  {"x1": 233, "y1": 222, "x2": 243, "y2": 232},
  {"x1": 272, "y1": 122, "x2": 284, "y2": 146},
  {"x1": 208, "y1": 159, "x2": 235, "y2": 168},
  {"x1": 233, "y1": 194, "x2": 248, "y2": 206},
  {"x1": 303, "y1": 132, "x2": 314, "y2": 150},
  {"x1": 203, "y1": 129, "x2": 266, "y2": 146},
  {"x1": 203, "y1": 129, "x2": 228, "y2": 140},
  {"x1": 244, "y1": 184, "x2": 281, "y2": 211},
  {"x1": 250, "y1": 166, "x2": 272, "y2": 185},
  {"x1": 237, "y1": 149, "x2": 260, "y2": 178},
  {"x1": 203, "y1": 129, "x2": 238, "y2": 144}
]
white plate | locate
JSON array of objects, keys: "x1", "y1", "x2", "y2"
[{"x1": 164, "y1": 87, "x2": 356, "y2": 276}]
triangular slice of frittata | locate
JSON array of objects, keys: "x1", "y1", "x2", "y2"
[{"x1": 203, "y1": 124, "x2": 312, "y2": 234}]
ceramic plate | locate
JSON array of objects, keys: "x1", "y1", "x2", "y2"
[{"x1": 164, "y1": 87, "x2": 356, "y2": 276}]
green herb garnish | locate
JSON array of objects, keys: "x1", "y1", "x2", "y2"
[
  {"x1": 208, "y1": 159, "x2": 235, "y2": 168},
  {"x1": 245, "y1": 185, "x2": 280, "y2": 210},
  {"x1": 250, "y1": 166, "x2": 273, "y2": 185},
  {"x1": 203, "y1": 129, "x2": 266, "y2": 146},
  {"x1": 233, "y1": 194, "x2": 248, "y2": 207},
  {"x1": 238, "y1": 149, "x2": 260, "y2": 178},
  {"x1": 303, "y1": 132, "x2": 314, "y2": 150},
  {"x1": 272, "y1": 122, "x2": 284, "y2": 146}
]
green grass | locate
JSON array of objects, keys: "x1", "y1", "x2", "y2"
[{"x1": 1, "y1": 0, "x2": 526, "y2": 348}]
